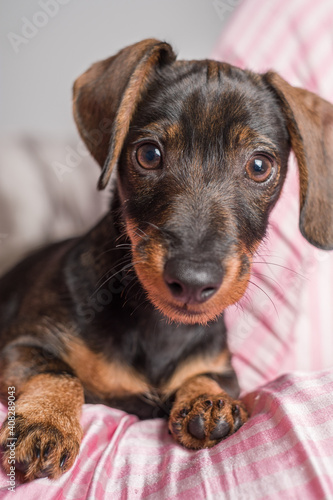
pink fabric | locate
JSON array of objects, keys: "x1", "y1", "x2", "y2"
[
  {"x1": 2, "y1": 0, "x2": 333, "y2": 497},
  {"x1": 1, "y1": 371, "x2": 333, "y2": 498}
]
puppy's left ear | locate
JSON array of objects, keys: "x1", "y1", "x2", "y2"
[
  {"x1": 73, "y1": 39, "x2": 176, "y2": 189},
  {"x1": 264, "y1": 72, "x2": 333, "y2": 250}
]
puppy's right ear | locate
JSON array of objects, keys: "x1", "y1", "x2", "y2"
[{"x1": 73, "y1": 39, "x2": 176, "y2": 189}]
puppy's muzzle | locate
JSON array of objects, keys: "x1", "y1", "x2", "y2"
[{"x1": 163, "y1": 258, "x2": 223, "y2": 305}]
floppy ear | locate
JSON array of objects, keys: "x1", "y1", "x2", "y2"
[
  {"x1": 264, "y1": 72, "x2": 333, "y2": 250},
  {"x1": 73, "y1": 39, "x2": 176, "y2": 190}
]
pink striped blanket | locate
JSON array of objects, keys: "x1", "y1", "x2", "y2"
[
  {"x1": 1, "y1": 0, "x2": 333, "y2": 497},
  {"x1": 0, "y1": 371, "x2": 332, "y2": 498}
]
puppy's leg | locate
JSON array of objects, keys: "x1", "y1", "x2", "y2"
[
  {"x1": 169, "y1": 372, "x2": 247, "y2": 449},
  {"x1": 0, "y1": 343, "x2": 84, "y2": 481}
]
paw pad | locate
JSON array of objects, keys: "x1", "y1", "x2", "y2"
[{"x1": 169, "y1": 394, "x2": 247, "y2": 449}]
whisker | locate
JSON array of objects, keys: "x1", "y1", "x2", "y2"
[
  {"x1": 122, "y1": 285, "x2": 145, "y2": 310},
  {"x1": 248, "y1": 279, "x2": 279, "y2": 318},
  {"x1": 130, "y1": 296, "x2": 149, "y2": 316},
  {"x1": 235, "y1": 289, "x2": 253, "y2": 313},
  {"x1": 133, "y1": 231, "x2": 144, "y2": 241},
  {"x1": 95, "y1": 245, "x2": 132, "y2": 261},
  {"x1": 136, "y1": 227, "x2": 149, "y2": 238},
  {"x1": 251, "y1": 272, "x2": 284, "y2": 290},
  {"x1": 252, "y1": 261, "x2": 306, "y2": 279},
  {"x1": 115, "y1": 243, "x2": 132, "y2": 249},
  {"x1": 144, "y1": 221, "x2": 169, "y2": 236},
  {"x1": 255, "y1": 252, "x2": 288, "y2": 259},
  {"x1": 95, "y1": 255, "x2": 133, "y2": 287},
  {"x1": 145, "y1": 221, "x2": 161, "y2": 231},
  {"x1": 122, "y1": 276, "x2": 141, "y2": 299},
  {"x1": 91, "y1": 260, "x2": 142, "y2": 298},
  {"x1": 115, "y1": 225, "x2": 129, "y2": 243}
]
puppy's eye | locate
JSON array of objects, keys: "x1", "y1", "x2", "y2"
[
  {"x1": 136, "y1": 143, "x2": 162, "y2": 169},
  {"x1": 245, "y1": 155, "x2": 273, "y2": 182}
]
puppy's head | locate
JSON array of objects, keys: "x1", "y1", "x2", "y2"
[{"x1": 73, "y1": 39, "x2": 333, "y2": 325}]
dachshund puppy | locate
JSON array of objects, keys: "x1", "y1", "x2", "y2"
[{"x1": 0, "y1": 39, "x2": 333, "y2": 482}]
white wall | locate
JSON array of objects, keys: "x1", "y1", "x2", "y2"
[{"x1": 1, "y1": 0, "x2": 230, "y2": 136}]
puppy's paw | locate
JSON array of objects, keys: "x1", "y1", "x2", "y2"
[
  {"x1": 0, "y1": 409, "x2": 82, "y2": 481},
  {"x1": 169, "y1": 393, "x2": 247, "y2": 449}
]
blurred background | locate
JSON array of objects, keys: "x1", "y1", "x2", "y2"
[
  {"x1": 0, "y1": 0, "x2": 233, "y2": 274},
  {"x1": 1, "y1": 0, "x2": 229, "y2": 136}
]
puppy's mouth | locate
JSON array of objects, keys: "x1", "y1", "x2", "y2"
[
  {"x1": 162, "y1": 302, "x2": 217, "y2": 324},
  {"x1": 124, "y1": 219, "x2": 253, "y2": 325},
  {"x1": 131, "y1": 247, "x2": 251, "y2": 325}
]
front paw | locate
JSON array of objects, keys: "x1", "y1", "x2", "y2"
[
  {"x1": 169, "y1": 393, "x2": 247, "y2": 449},
  {"x1": 0, "y1": 409, "x2": 82, "y2": 481}
]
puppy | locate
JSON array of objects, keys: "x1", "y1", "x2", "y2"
[{"x1": 0, "y1": 38, "x2": 332, "y2": 482}]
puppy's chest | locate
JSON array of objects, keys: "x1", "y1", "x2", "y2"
[{"x1": 65, "y1": 315, "x2": 228, "y2": 400}]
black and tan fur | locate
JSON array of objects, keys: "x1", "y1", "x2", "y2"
[{"x1": 0, "y1": 39, "x2": 333, "y2": 481}]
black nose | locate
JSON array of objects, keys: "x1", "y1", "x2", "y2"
[{"x1": 163, "y1": 258, "x2": 223, "y2": 305}]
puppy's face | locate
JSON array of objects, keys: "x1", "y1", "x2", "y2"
[
  {"x1": 74, "y1": 40, "x2": 333, "y2": 323},
  {"x1": 116, "y1": 62, "x2": 290, "y2": 324}
]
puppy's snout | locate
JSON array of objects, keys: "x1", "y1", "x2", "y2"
[{"x1": 163, "y1": 258, "x2": 223, "y2": 305}]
